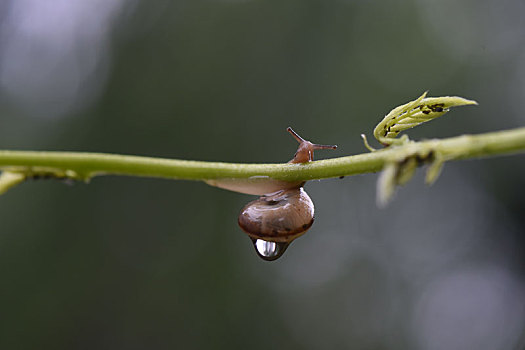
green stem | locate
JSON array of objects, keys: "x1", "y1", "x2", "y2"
[{"x1": 0, "y1": 127, "x2": 524, "y2": 183}]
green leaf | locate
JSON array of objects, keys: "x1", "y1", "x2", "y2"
[
  {"x1": 374, "y1": 92, "x2": 477, "y2": 145},
  {"x1": 0, "y1": 172, "x2": 25, "y2": 195}
]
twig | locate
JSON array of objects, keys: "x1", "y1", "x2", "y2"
[{"x1": 0, "y1": 93, "x2": 523, "y2": 197}]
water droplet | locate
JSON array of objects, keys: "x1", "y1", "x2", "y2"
[{"x1": 252, "y1": 239, "x2": 290, "y2": 261}]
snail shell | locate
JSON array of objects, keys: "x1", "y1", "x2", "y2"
[{"x1": 238, "y1": 187, "x2": 314, "y2": 243}]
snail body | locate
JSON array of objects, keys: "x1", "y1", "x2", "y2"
[
  {"x1": 205, "y1": 177, "x2": 302, "y2": 196},
  {"x1": 237, "y1": 127, "x2": 336, "y2": 261}
]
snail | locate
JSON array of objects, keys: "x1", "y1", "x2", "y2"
[{"x1": 237, "y1": 127, "x2": 337, "y2": 261}]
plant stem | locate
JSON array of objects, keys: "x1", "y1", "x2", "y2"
[{"x1": 0, "y1": 127, "x2": 524, "y2": 184}]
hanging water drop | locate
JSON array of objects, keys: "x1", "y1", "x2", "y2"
[{"x1": 252, "y1": 239, "x2": 290, "y2": 261}]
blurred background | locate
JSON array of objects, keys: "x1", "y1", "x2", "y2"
[{"x1": 0, "y1": 0, "x2": 524, "y2": 349}]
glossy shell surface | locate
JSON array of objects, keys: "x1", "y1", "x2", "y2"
[{"x1": 238, "y1": 187, "x2": 314, "y2": 242}]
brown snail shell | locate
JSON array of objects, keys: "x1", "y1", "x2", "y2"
[{"x1": 238, "y1": 187, "x2": 314, "y2": 243}]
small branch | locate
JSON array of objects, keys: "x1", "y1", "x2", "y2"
[{"x1": 0, "y1": 127, "x2": 523, "y2": 191}]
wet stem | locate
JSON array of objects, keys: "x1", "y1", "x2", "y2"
[{"x1": 0, "y1": 126, "x2": 524, "y2": 193}]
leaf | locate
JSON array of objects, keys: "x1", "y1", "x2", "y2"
[
  {"x1": 0, "y1": 172, "x2": 25, "y2": 195},
  {"x1": 425, "y1": 152, "x2": 445, "y2": 185},
  {"x1": 376, "y1": 162, "x2": 398, "y2": 207},
  {"x1": 373, "y1": 92, "x2": 477, "y2": 144}
]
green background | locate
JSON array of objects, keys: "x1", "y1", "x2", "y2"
[{"x1": 0, "y1": 0, "x2": 524, "y2": 349}]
